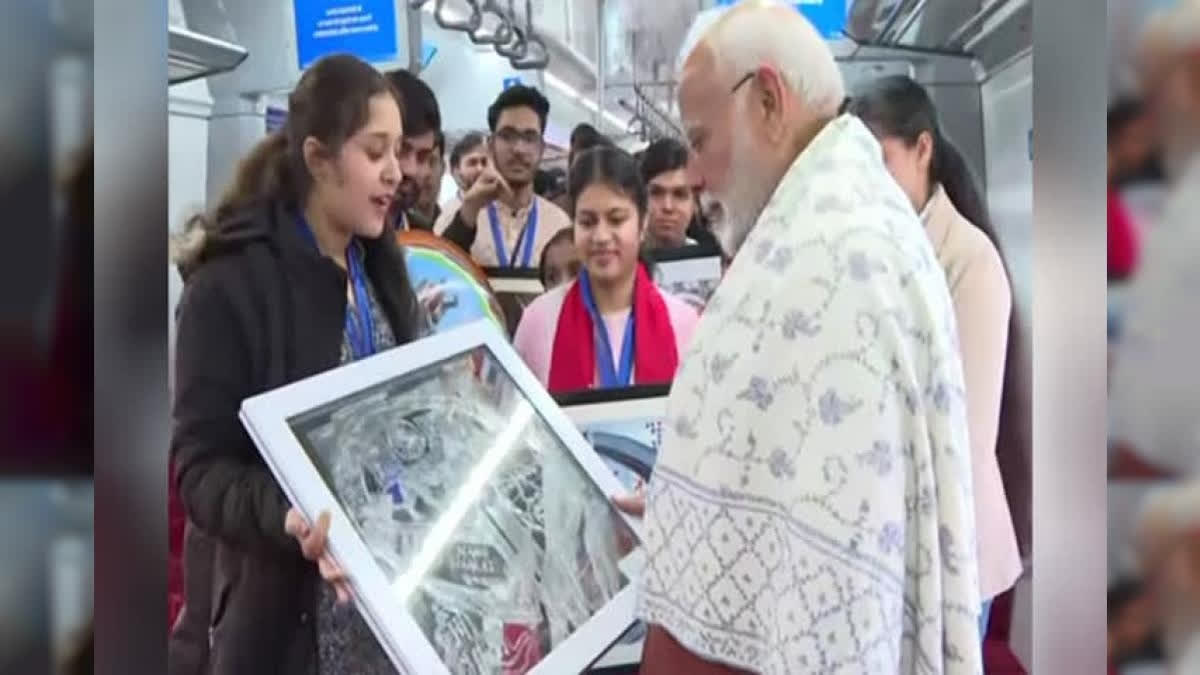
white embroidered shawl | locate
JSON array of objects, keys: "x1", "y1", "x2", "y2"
[{"x1": 636, "y1": 115, "x2": 982, "y2": 675}]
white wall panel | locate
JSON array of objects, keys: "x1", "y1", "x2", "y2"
[
  {"x1": 168, "y1": 77, "x2": 213, "y2": 390},
  {"x1": 981, "y1": 53, "x2": 1032, "y2": 320}
]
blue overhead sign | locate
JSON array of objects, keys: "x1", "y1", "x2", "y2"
[
  {"x1": 293, "y1": 0, "x2": 400, "y2": 69},
  {"x1": 715, "y1": 0, "x2": 847, "y2": 40},
  {"x1": 503, "y1": 77, "x2": 522, "y2": 90}
]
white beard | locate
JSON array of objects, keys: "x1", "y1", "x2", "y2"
[
  {"x1": 709, "y1": 125, "x2": 779, "y2": 257},
  {"x1": 1162, "y1": 125, "x2": 1200, "y2": 183}
]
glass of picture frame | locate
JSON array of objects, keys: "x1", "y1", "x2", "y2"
[
  {"x1": 555, "y1": 385, "x2": 670, "y2": 671},
  {"x1": 239, "y1": 320, "x2": 645, "y2": 675},
  {"x1": 648, "y1": 246, "x2": 723, "y2": 314}
]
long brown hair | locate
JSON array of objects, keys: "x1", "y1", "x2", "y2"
[
  {"x1": 173, "y1": 53, "x2": 404, "y2": 266},
  {"x1": 849, "y1": 76, "x2": 1032, "y2": 557}
]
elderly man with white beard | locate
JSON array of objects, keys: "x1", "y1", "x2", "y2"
[
  {"x1": 624, "y1": 2, "x2": 983, "y2": 673},
  {"x1": 1112, "y1": 4, "x2": 1200, "y2": 673},
  {"x1": 1109, "y1": 0, "x2": 1200, "y2": 480}
]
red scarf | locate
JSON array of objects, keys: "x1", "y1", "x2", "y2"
[
  {"x1": 1108, "y1": 187, "x2": 1141, "y2": 281},
  {"x1": 548, "y1": 264, "x2": 679, "y2": 393}
]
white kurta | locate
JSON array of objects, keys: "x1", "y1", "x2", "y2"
[
  {"x1": 1109, "y1": 154, "x2": 1200, "y2": 476},
  {"x1": 636, "y1": 115, "x2": 982, "y2": 675}
]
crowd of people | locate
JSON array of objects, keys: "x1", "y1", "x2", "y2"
[
  {"x1": 1106, "y1": 2, "x2": 1200, "y2": 674},
  {"x1": 167, "y1": 2, "x2": 1041, "y2": 674}
]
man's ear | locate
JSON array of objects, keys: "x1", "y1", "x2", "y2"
[{"x1": 754, "y1": 65, "x2": 788, "y2": 141}]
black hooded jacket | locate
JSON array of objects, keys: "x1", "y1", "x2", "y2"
[{"x1": 170, "y1": 200, "x2": 422, "y2": 674}]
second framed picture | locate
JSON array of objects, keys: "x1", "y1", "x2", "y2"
[{"x1": 555, "y1": 384, "x2": 671, "y2": 671}]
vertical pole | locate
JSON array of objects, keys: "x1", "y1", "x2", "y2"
[
  {"x1": 596, "y1": 0, "x2": 607, "y2": 129},
  {"x1": 406, "y1": 5, "x2": 423, "y2": 73}
]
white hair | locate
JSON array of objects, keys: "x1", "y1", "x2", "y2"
[
  {"x1": 676, "y1": 0, "x2": 846, "y2": 116},
  {"x1": 1135, "y1": 1, "x2": 1200, "y2": 84},
  {"x1": 1136, "y1": 1, "x2": 1200, "y2": 179}
]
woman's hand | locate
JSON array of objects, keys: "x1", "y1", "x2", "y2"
[{"x1": 284, "y1": 508, "x2": 353, "y2": 606}]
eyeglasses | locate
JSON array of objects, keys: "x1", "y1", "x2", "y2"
[
  {"x1": 493, "y1": 127, "x2": 543, "y2": 148},
  {"x1": 731, "y1": 72, "x2": 754, "y2": 93},
  {"x1": 688, "y1": 73, "x2": 756, "y2": 152}
]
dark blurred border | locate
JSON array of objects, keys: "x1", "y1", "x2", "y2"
[
  {"x1": 1032, "y1": 0, "x2": 1107, "y2": 672},
  {"x1": 94, "y1": 0, "x2": 169, "y2": 673}
]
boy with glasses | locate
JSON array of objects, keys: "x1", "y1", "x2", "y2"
[{"x1": 439, "y1": 86, "x2": 570, "y2": 268}]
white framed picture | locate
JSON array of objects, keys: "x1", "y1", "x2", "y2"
[
  {"x1": 239, "y1": 320, "x2": 645, "y2": 675},
  {"x1": 649, "y1": 247, "x2": 723, "y2": 313},
  {"x1": 555, "y1": 385, "x2": 670, "y2": 671}
]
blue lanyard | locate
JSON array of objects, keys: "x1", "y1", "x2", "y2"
[
  {"x1": 577, "y1": 271, "x2": 635, "y2": 388},
  {"x1": 295, "y1": 214, "x2": 377, "y2": 360},
  {"x1": 487, "y1": 198, "x2": 538, "y2": 268}
]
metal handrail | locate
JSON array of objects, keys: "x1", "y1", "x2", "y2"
[
  {"x1": 509, "y1": 32, "x2": 549, "y2": 69},
  {"x1": 495, "y1": 24, "x2": 529, "y2": 59},
  {"x1": 942, "y1": 0, "x2": 1011, "y2": 49},
  {"x1": 494, "y1": 0, "x2": 528, "y2": 58},
  {"x1": 468, "y1": 0, "x2": 513, "y2": 46},
  {"x1": 507, "y1": 0, "x2": 548, "y2": 70},
  {"x1": 434, "y1": 0, "x2": 482, "y2": 33}
]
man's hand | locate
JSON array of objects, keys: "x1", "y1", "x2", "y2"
[
  {"x1": 611, "y1": 479, "x2": 647, "y2": 517},
  {"x1": 459, "y1": 154, "x2": 513, "y2": 227}
]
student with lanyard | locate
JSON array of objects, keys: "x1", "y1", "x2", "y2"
[
  {"x1": 170, "y1": 54, "x2": 427, "y2": 675},
  {"x1": 513, "y1": 145, "x2": 699, "y2": 392},
  {"x1": 438, "y1": 85, "x2": 571, "y2": 267}
]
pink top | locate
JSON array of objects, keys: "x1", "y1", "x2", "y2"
[{"x1": 513, "y1": 282, "x2": 701, "y2": 388}]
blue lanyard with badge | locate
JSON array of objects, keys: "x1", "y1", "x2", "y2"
[
  {"x1": 577, "y1": 271, "x2": 635, "y2": 388},
  {"x1": 487, "y1": 198, "x2": 538, "y2": 268},
  {"x1": 295, "y1": 214, "x2": 377, "y2": 361}
]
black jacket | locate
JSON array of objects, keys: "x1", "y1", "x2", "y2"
[
  {"x1": 170, "y1": 201, "x2": 422, "y2": 674},
  {"x1": 439, "y1": 206, "x2": 477, "y2": 254}
]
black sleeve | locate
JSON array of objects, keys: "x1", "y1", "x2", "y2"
[
  {"x1": 686, "y1": 217, "x2": 721, "y2": 253},
  {"x1": 170, "y1": 269, "x2": 300, "y2": 558},
  {"x1": 440, "y1": 208, "x2": 478, "y2": 252}
]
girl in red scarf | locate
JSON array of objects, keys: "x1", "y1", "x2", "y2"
[{"x1": 514, "y1": 146, "x2": 699, "y2": 393}]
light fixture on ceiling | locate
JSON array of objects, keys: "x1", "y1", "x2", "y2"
[{"x1": 542, "y1": 71, "x2": 629, "y2": 132}]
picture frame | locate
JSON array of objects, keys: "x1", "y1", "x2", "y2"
[
  {"x1": 239, "y1": 320, "x2": 645, "y2": 675},
  {"x1": 482, "y1": 266, "x2": 546, "y2": 337},
  {"x1": 555, "y1": 385, "x2": 671, "y2": 671},
  {"x1": 648, "y1": 246, "x2": 723, "y2": 314}
]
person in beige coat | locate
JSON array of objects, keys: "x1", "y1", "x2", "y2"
[{"x1": 849, "y1": 75, "x2": 1031, "y2": 640}]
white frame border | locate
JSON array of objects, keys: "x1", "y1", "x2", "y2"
[
  {"x1": 560, "y1": 395, "x2": 669, "y2": 428},
  {"x1": 239, "y1": 319, "x2": 644, "y2": 675}
]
